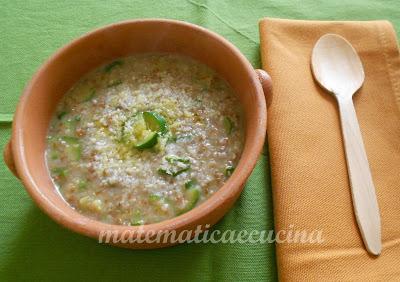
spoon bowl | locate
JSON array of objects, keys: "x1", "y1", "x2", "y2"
[{"x1": 312, "y1": 34, "x2": 365, "y2": 97}]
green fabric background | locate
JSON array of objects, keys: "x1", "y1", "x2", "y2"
[{"x1": 0, "y1": 1, "x2": 398, "y2": 281}]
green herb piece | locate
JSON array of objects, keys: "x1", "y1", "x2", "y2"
[
  {"x1": 62, "y1": 116, "x2": 81, "y2": 135},
  {"x1": 173, "y1": 166, "x2": 190, "y2": 176},
  {"x1": 59, "y1": 136, "x2": 81, "y2": 161},
  {"x1": 158, "y1": 166, "x2": 190, "y2": 177},
  {"x1": 166, "y1": 134, "x2": 192, "y2": 144},
  {"x1": 50, "y1": 151, "x2": 59, "y2": 160},
  {"x1": 223, "y1": 117, "x2": 234, "y2": 135},
  {"x1": 148, "y1": 194, "x2": 161, "y2": 203},
  {"x1": 57, "y1": 111, "x2": 68, "y2": 120},
  {"x1": 165, "y1": 155, "x2": 190, "y2": 164},
  {"x1": 158, "y1": 168, "x2": 173, "y2": 176},
  {"x1": 59, "y1": 136, "x2": 79, "y2": 143},
  {"x1": 158, "y1": 155, "x2": 191, "y2": 177},
  {"x1": 51, "y1": 167, "x2": 68, "y2": 179},
  {"x1": 104, "y1": 60, "x2": 123, "y2": 72},
  {"x1": 224, "y1": 165, "x2": 235, "y2": 177},
  {"x1": 74, "y1": 86, "x2": 96, "y2": 103},
  {"x1": 184, "y1": 179, "x2": 198, "y2": 189},
  {"x1": 82, "y1": 89, "x2": 96, "y2": 102},
  {"x1": 130, "y1": 210, "x2": 144, "y2": 226},
  {"x1": 77, "y1": 179, "x2": 87, "y2": 190}
]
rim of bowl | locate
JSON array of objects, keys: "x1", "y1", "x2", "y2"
[{"x1": 11, "y1": 19, "x2": 267, "y2": 242}]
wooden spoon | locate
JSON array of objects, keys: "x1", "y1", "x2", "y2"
[{"x1": 311, "y1": 34, "x2": 381, "y2": 255}]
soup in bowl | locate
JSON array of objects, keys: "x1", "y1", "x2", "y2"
[
  {"x1": 4, "y1": 19, "x2": 270, "y2": 248},
  {"x1": 46, "y1": 53, "x2": 244, "y2": 225}
]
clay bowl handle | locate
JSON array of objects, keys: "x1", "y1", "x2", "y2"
[
  {"x1": 3, "y1": 140, "x2": 19, "y2": 178},
  {"x1": 255, "y1": 69, "x2": 272, "y2": 96}
]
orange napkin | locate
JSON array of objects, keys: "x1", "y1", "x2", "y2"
[{"x1": 259, "y1": 18, "x2": 400, "y2": 281}]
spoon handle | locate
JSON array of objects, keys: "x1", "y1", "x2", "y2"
[{"x1": 337, "y1": 97, "x2": 381, "y2": 255}]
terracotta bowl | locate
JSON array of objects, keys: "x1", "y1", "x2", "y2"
[{"x1": 3, "y1": 19, "x2": 270, "y2": 249}]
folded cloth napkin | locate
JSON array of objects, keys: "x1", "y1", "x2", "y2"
[{"x1": 259, "y1": 18, "x2": 400, "y2": 281}]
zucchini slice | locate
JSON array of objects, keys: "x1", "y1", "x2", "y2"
[
  {"x1": 178, "y1": 188, "x2": 200, "y2": 215},
  {"x1": 143, "y1": 111, "x2": 168, "y2": 134},
  {"x1": 131, "y1": 210, "x2": 144, "y2": 226},
  {"x1": 123, "y1": 111, "x2": 168, "y2": 150},
  {"x1": 60, "y1": 136, "x2": 81, "y2": 161},
  {"x1": 134, "y1": 131, "x2": 158, "y2": 149}
]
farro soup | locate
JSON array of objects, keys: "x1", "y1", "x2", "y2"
[{"x1": 46, "y1": 53, "x2": 244, "y2": 225}]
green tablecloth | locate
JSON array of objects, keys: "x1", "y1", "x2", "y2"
[{"x1": 0, "y1": 1, "x2": 398, "y2": 281}]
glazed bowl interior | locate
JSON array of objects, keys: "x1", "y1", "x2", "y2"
[{"x1": 13, "y1": 19, "x2": 265, "y2": 243}]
